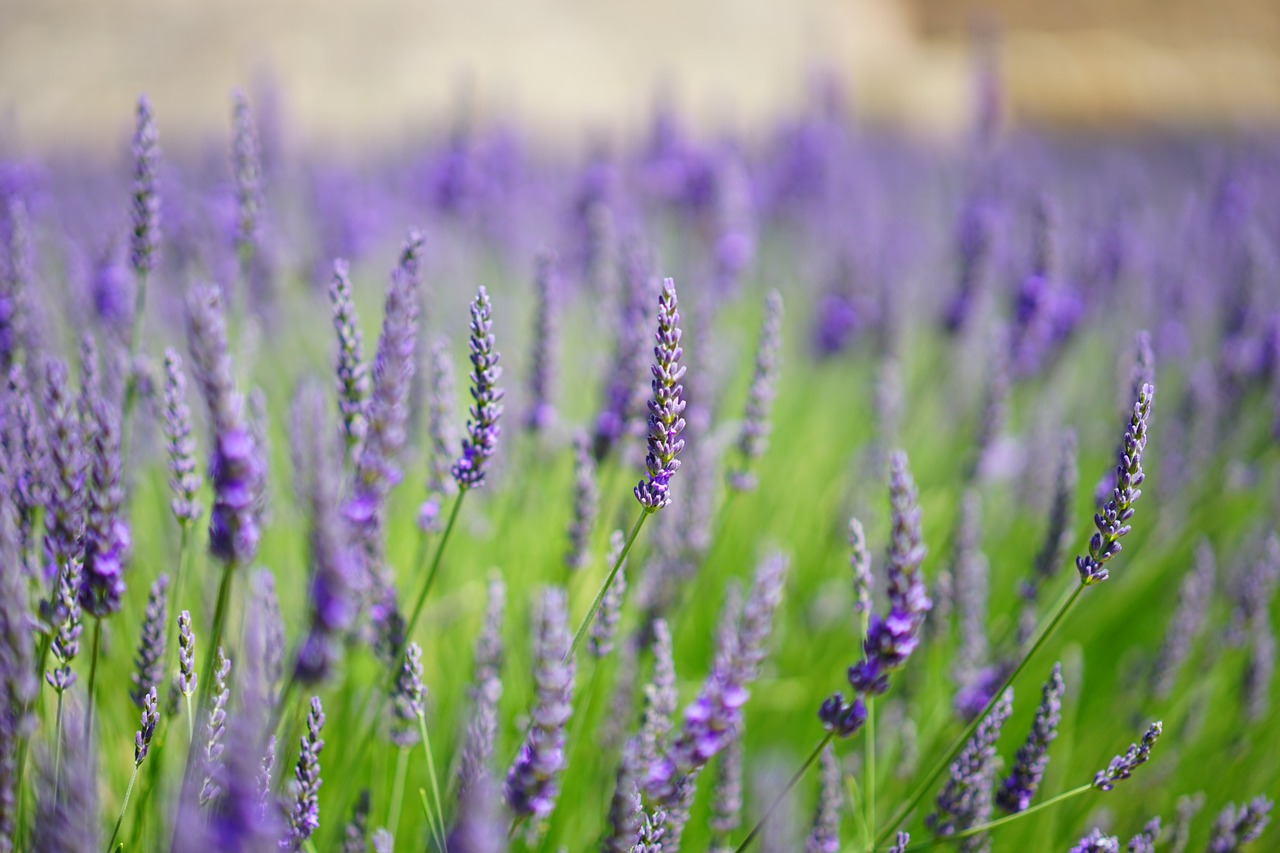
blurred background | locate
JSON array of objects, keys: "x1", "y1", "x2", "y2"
[{"x1": 2, "y1": 0, "x2": 1280, "y2": 148}]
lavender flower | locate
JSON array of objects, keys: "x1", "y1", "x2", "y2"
[
  {"x1": 634, "y1": 278, "x2": 687, "y2": 510},
  {"x1": 253, "y1": 569, "x2": 285, "y2": 704},
  {"x1": 177, "y1": 609, "x2": 197, "y2": 698},
  {"x1": 163, "y1": 349, "x2": 203, "y2": 527},
  {"x1": 418, "y1": 337, "x2": 456, "y2": 532},
  {"x1": 1096, "y1": 332, "x2": 1155, "y2": 505},
  {"x1": 328, "y1": 259, "x2": 370, "y2": 457},
  {"x1": 6, "y1": 366, "x2": 47, "y2": 565},
  {"x1": 997, "y1": 663, "x2": 1064, "y2": 813},
  {"x1": 1208, "y1": 796, "x2": 1273, "y2": 852},
  {"x1": 31, "y1": 710, "x2": 98, "y2": 853},
  {"x1": 1169, "y1": 793, "x2": 1204, "y2": 853},
  {"x1": 952, "y1": 490, "x2": 990, "y2": 717},
  {"x1": 134, "y1": 686, "x2": 159, "y2": 765},
  {"x1": 130, "y1": 573, "x2": 169, "y2": 709},
  {"x1": 452, "y1": 285, "x2": 504, "y2": 490},
  {"x1": 447, "y1": 771, "x2": 505, "y2": 853},
  {"x1": 849, "y1": 516, "x2": 872, "y2": 614},
  {"x1": 1093, "y1": 721, "x2": 1162, "y2": 791},
  {"x1": 1150, "y1": 540, "x2": 1215, "y2": 699},
  {"x1": 504, "y1": 587, "x2": 574, "y2": 823},
  {"x1": 232, "y1": 90, "x2": 264, "y2": 262},
  {"x1": 200, "y1": 647, "x2": 232, "y2": 805},
  {"x1": 637, "y1": 618, "x2": 678, "y2": 782},
  {"x1": 41, "y1": 359, "x2": 86, "y2": 589},
  {"x1": 389, "y1": 642, "x2": 425, "y2": 747},
  {"x1": 710, "y1": 735, "x2": 744, "y2": 846},
  {"x1": 257, "y1": 736, "x2": 277, "y2": 822},
  {"x1": 0, "y1": 198, "x2": 32, "y2": 373},
  {"x1": 1071, "y1": 829, "x2": 1121, "y2": 853},
  {"x1": 1076, "y1": 383, "x2": 1155, "y2": 585},
  {"x1": 130, "y1": 95, "x2": 161, "y2": 279},
  {"x1": 187, "y1": 284, "x2": 262, "y2": 567},
  {"x1": 590, "y1": 529, "x2": 628, "y2": 658},
  {"x1": 967, "y1": 326, "x2": 1010, "y2": 480},
  {"x1": 633, "y1": 791, "x2": 668, "y2": 852},
  {"x1": 284, "y1": 697, "x2": 326, "y2": 850},
  {"x1": 890, "y1": 832, "x2": 911, "y2": 853},
  {"x1": 1127, "y1": 817, "x2": 1160, "y2": 853},
  {"x1": 592, "y1": 247, "x2": 657, "y2": 461},
  {"x1": 928, "y1": 688, "x2": 1013, "y2": 838},
  {"x1": 293, "y1": 381, "x2": 358, "y2": 684},
  {"x1": 524, "y1": 253, "x2": 557, "y2": 432},
  {"x1": 1243, "y1": 609, "x2": 1275, "y2": 722},
  {"x1": 604, "y1": 748, "x2": 642, "y2": 853},
  {"x1": 44, "y1": 560, "x2": 82, "y2": 694},
  {"x1": 371, "y1": 829, "x2": 394, "y2": 853},
  {"x1": 848, "y1": 450, "x2": 930, "y2": 695},
  {"x1": 804, "y1": 745, "x2": 842, "y2": 853},
  {"x1": 342, "y1": 790, "x2": 370, "y2": 853},
  {"x1": 346, "y1": 232, "x2": 422, "y2": 661},
  {"x1": 729, "y1": 289, "x2": 782, "y2": 491},
  {"x1": 79, "y1": 393, "x2": 129, "y2": 618},
  {"x1": 565, "y1": 432, "x2": 599, "y2": 571},
  {"x1": 0, "y1": 513, "x2": 36, "y2": 851}
]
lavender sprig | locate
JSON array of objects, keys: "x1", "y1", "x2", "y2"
[
  {"x1": 710, "y1": 735, "x2": 744, "y2": 847},
  {"x1": 590, "y1": 529, "x2": 628, "y2": 658},
  {"x1": 804, "y1": 745, "x2": 842, "y2": 853},
  {"x1": 849, "y1": 516, "x2": 872, "y2": 615},
  {"x1": 232, "y1": 90, "x2": 264, "y2": 265},
  {"x1": 130, "y1": 573, "x2": 169, "y2": 709},
  {"x1": 997, "y1": 663, "x2": 1064, "y2": 813},
  {"x1": 418, "y1": 338, "x2": 456, "y2": 533},
  {"x1": 1093, "y1": 721, "x2": 1162, "y2": 791},
  {"x1": 564, "y1": 432, "x2": 599, "y2": 572},
  {"x1": 927, "y1": 688, "x2": 1013, "y2": 838},
  {"x1": 1127, "y1": 817, "x2": 1161, "y2": 853},
  {"x1": 328, "y1": 259, "x2": 370, "y2": 458},
  {"x1": 458, "y1": 576, "x2": 505, "y2": 802},
  {"x1": 129, "y1": 95, "x2": 160, "y2": 280},
  {"x1": 162, "y1": 350, "x2": 203, "y2": 527},
  {"x1": 1071, "y1": 829, "x2": 1121, "y2": 853},
  {"x1": 134, "y1": 686, "x2": 159, "y2": 765},
  {"x1": 1150, "y1": 540, "x2": 1215, "y2": 699},
  {"x1": 389, "y1": 643, "x2": 425, "y2": 747},
  {"x1": 452, "y1": 285, "x2": 504, "y2": 490},
  {"x1": 1077, "y1": 383, "x2": 1155, "y2": 585},
  {"x1": 44, "y1": 560, "x2": 83, "y2": 694},
  {"x1": 176, "y1": 610, "x2": 197, "y2": 699},
  {"x1": 284, "y1": 697, "x2": 326, "y2": 850},
  {"x1": 199, "y1": 648, "x2": 232, "y2": 806},
  {"x1": 41, "y1": 359, "x2": 87, "y2": 591},
  {"x1": 634, "y1": 277, "x2": 687, "y2": 510},
  {"x1": 524, "y1": 253, "x2": 557, "y2": 433},
  {"x1": 729, "y1": 289, "x2": 782, "y2": 491},
  {"x1": 1208, "y1": 796, "x2": 1273, "y2": 852},
  {"x1": 79, "y1": 392, "x2": 129, "y2": 618}
]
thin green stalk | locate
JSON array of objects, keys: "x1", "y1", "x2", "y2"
[
  {"x1": 197, "y1": 561, "x2": 237, "y2": 715},
  {"x1": 406, "y1": 490, "x2": 467, "y2": 639},
  {"x1": 566, "y1": 507, "x2": 650, "y2": 661},
  {"x1": 84, "y1": 618, "x2": 103, "y2": 741},
  {"x1": 416, "y1": 713, "x2": 448, "y2": 853},
  {"x1": 873, "y1": 582, "x2": 1086, "y2": 849},
  {"x1": 387, "y1": 747, "x2": 410, "y2": 841},
  {"x1": 163, "y1": 526, "x2": 192, "y2": 676},
  {"x1": 865, "y1": 696, "x2": 877, "y2": 839},
  {"x1": 734, "y1": 731, "x2": 835, "y2": 853},
  {"x1": 185, "y1": 693, "x2": 195, "y2": 743},
  {"x1": 902, "y1": 784, "x2": 1093, "y2": 851},
  {"x1": 107, "y1": 764, "x2": 142, "y2": 852}
]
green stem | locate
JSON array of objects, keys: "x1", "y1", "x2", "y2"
[
  {"x1": 107, "y1": 763, "x2": 142, "y2": 852},
  {"x1": 185, "y1": 693, "x2": 195, "y2": 744},
  {"x1": 417, "y1": 713, "x2": 448, "y2": 853},
  {"x1": 902, "y1": 784, "x2": 1093, "y2": 851},
  {"x1": 566, "y1": 507, "x2": 650, "y2": 661},
  {"x1": 873, "y1": 582, "x2": 1086, "y2": 849},
  {"x1": 85, "y1": 618, "x2": 103, "y2": 741},
  {"x1": 387, "y1": 747, "x2": 410, "y2": 840},
  {"x1": 405, "y1": 491, "x2": 467, "y2": 640},
  {"x1": 197, "y1": 561, "x2": 237, "y2": 715},
  {"x1": 865, "y1": 696, "x2": 877, "y2": 839},
  {"x1": 734, "y1": 731, "x2": 835, "y2": 853}
]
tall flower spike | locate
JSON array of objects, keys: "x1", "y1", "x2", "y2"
[
  {"x1": 452, "y1": 285, "x2": 504, "y2": 490},
  {"x1": 130, "y1": 573, "x2": 169, "y2": 708},
  {"x1": 1208, "y1": 796, "x2": 1272, "y2": 852},
  {"x1": 564, "y1": 432, "x2": 598, "y2": 571},
  {"x1": 805, "y1": 745, "x2": 842, "y2": 853},
  {"x1": 524, "y1": 253, "x2": 557, "y2": 433},
  {"x1": 176, "y1": 610, "x2": 197, "y2": 698},
  {"x1": 634, "y1": 277, "x2": 687, "y2": 510},
  {"x1": 1022, "y1": 430, "x2": 1077, "y2": 639},
  {"x1": 504, "y1": 587, "x2": 574, "y2": 823},
  {"x1": 162, "y1": 350, "x2": 203, "y2": 527},
  {"x1": 7, "y1": 365, "x2": 48, "y2": 566},
  {"x1": 41, "y1": 359, "x2": 87, "y2": 589},
  {"x1": 1150, "y1": 540, "x2": 1215, "y2": 699},
  {"x1": 1077, "y1": 383, "x2": 1155, "y2": 585},
  {"x1": 0, "y1": 511, "x2": 36, "y2": 851},
  {"x1": 1096, "y1": 331, "x2": 1155, "y2": 505},
  {"x1": 709, "y1": 735, "x2": 744, "y2": 847},
  {"x1": 79, "y1": 392, "x2": 129, "y2": 618},
  {"x1": 729, "y1": 289, "x2": 782, "y2": 491},
  {"x1": 927, "y1": 688, "x2": 1013, "y2": 839},
  {"x1": 0, "y1": 198, "x2": 32, "y2": 373},
  {"x1": 997, "y1": 663, "x2": 1064, "y2": 813},
  {"x1": 232, "y1": 90, "x2": 263, "y2": 262},
  {"x1": 134, "y1": 686, "x2": 159, "y2": 765},
  {"x1": 329, "y1": 259, "x2": 370, "y2": 458},
  {"x1": 418, "y1": 337, "x2": 456, "y2": 533},
  {"x1": 342, "y1": 790, "x2": 370, "y2": 853},
  {"x1": 284, "y1": 697, "x2": 326, "y2": 851},
  {"x1": 1127, "y1": 817, "x2": 1161, "y2": 853},
  {"x1": 1071, "y1": 829, "x2": 1121, "y2": 853},
  {"x1": 130, "y1": 95, "x2": 161, "y2": 279},
  {"x1": 31, "y1": 709, "x2": 99, "y2": 852},
  {"x1": 389, "y1": 643, "x2": 425, "y2": 747},
  {"x1": 590, "y1": 529, "x2": 628, "y2": 658},
  {"x1": 44, "y1": 560, "x2": 83, "y2": 694},
  {"x1": 1093, "y1": 721, "x2": 1162, "y2": 791},
  {"x1": 636, "y1": 618, "x2": 678, "y2": 783},
  {"x1": 199, "y1": 648, "x2": 232, "y2": 805},
  {"x1": 457, "y1": 576, "x2": 504, "y2": 802},
  {"x1": 849, "y1": 516, "x2": 872, "y2": 614}
]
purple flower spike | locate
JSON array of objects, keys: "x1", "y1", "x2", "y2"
[
  {"x1": 130, "y1": 574, "x2": 169, "y2": 709},
  {"x1": 41, "y1": 359, "x2": 87, "y2": 589},
  {"x1": 452, "y1": 285, "x2": 504, "y2": 490},
  {"x1": 232, "y1": 91, "x2": 263, "y2": 262},
  {"x1": 634, "y1": 277, "x2": 687, "y2": 511},
  {"x1": 849, "y1": 516, "x2": 872, "y2": 614},
  {"x1": 285, "y1": 697, "x2": 326, "y2": 850},
  {"x1": 80, "y1": 394, "x2": 129, "y2": 618},
  {"x1": 1208, "y1": 796, "x2": 1273, "y2": 852},
  {"x1": 564, "y1": 432, "x2": 598, "y2": 571},
  {"x1": 162, "y1": 350, "x2": 203, "y2": 527},
  {"x1": 1077, "y1": 383, "x2": 1155, "y2": 585},
  {"x1": 389, "y1": 642, "x2": 425, "y2": 747},
  {"x1": 1071, "y1": 829, "x2": 1120, "y2": 853},
  {"x1": 729, "y1": 289, "x2": 782, "y2": 492},
  {"x1": 927, "y1": 688, "x2": 1013, "y2": 840},
  {"x1": 997, "y1": 663, "x2": 1064, "y2": 813},
  {"x1": 44, "y1": 560, "x2": 82, "y2": 694},
  {"x1": 1093, "y1": 721, "x2": 1162, "y2": 791},
  {"x1": 1127, "y1": 817, "x2": 1161, "y2": 853},
  {"x1": 176, "y1": 610, "x2": 197, "y2": 699},
  {"x1": 130, "y1": 95, "x2": 161, "y2": 279},
  {"x1": 504, "y1": 587, "x2": 574, "y2": 824},
  {"x1": 805, "y1": 745, "x2": 842, "y2": 853},
  {"x1": 134, "y1": 686, "x2": 159, "y2": 766},
  {"x1": 328, "y1": 259, "x2": 370, "y2": 458},
  {"x1": 524, "y1": 254, "x2": 557, "y2": 433}
]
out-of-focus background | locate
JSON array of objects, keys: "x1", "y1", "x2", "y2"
[{"x1": 1, "y1": 0, "x2": 1279, "y2": 146}]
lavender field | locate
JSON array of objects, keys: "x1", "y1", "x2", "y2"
[{"x1": 0, "y1": 79, "x2": 1277, "y2": 852}]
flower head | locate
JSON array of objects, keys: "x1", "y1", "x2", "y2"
[
  {"x1": 1093, "y1": 721, "x2": 1162, "y2": 791},
  {"x1": 634, "y1": 277, "x2": 687, "y2": 510},
  {"x1": 452, "y1": 286, "x2": 504, "y2": 490}
]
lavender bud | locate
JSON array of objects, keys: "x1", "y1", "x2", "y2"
[
  {"x1": 1151, "y1": 540, "x2": 1215, "y2": 699},
  {"x1": 728, "y1": 289, "x2": 782, "y2": 491},
  {"x1": 130, "y1": 95, "x2": 161, "y2": 278},
  {"x1": 504, "y1": 587, "x2": 574, "y2": 823},
  {"x1": 328, "y1": 259, "x2": 370, "y2": 458},
  {"x1": 177, "y1": 610, "x2": 197, "y2": 698},
  {"x1": 284, "y1": 697, "x2": 326, "y2": 850},
  {"x1": 1126, "y1": 817, "x2": 1161, "y2": 853},
  {"x1": 44, "y1": 560, "x2": 83, "y2": 693},
  {"x1": 6, "y1": 366, "x2": 47, "y2": 565},
  {"x1": 130, "y1": 573, "x2": 169, "y2": 709},
  {"x1": 134, "y1": 686, "x2": 159, "y2": 765},
  {"x1": 637, "y1": 618, "x2": 678, "y2": 782},
  {"x1": 890, "y1": 832, "x2": 910, "y2": 853},
  {"x1": 1208, "y1": 796, "x2": 1272, "y2": 852},
  {"x1": 371, "y1": 829, "x2": 394, "y2": 853},
  {"x1": 1096, "y1": 332, "x2": 1155, "y2": 504},
  {"x1": 389, "y1": 643, "x2": 425, "y2": 747},
  {"x1": 79, "y1": 392, "x2": 129, "y2": 618},
  {"x1": 603, "y1": 748, "x2": 642, "y2": 853},
  {"x1": 1077, "y1": 383, "x2": 1155, "y2": 586},
  {"x1": 997, "y1": 663, "x2": 1064, "y2": 813},
  {"x1": 804, "y1": 745, "x2": 842, "y2": 853},
  {"x1": 590, "y1": 529, "x2": 628, "y2": 658},
  {"x1": 1071, "y1": 829, "x2": 1121, "y2": 853},
  {"x1": 256, "y1": 736, "x2": 276, "y2": 822},
  {"x1": 634, "y1": 278, "x2": 687, "y2": 510},
  {"x1": 849, "y1": 516, "x2": 872, "y2": 614},
  {"x1": 564, "y1": 432, "x2": 599, "y2": 572},
  {"x1": 452, "y1": 286, "x2": 504, "y2": 490},
  {"x1": 1093, "y1": 721, "x2": 1162, "y2": 791},
  {"x1": 928, "y1": 688, "x2": 1013, "y2": 838},
  {"x1": 162, "y1": 350, "x2": 203, "y2": 527},
  {"x1": 524, "y1": 254, "x2": 557, "y2": 433},
  {"x1": 200, "y1": 647, "x2": 232, "y2": 805},
  {"x1": 232, "y1": 90, "x2": 263, "y2": 261}
]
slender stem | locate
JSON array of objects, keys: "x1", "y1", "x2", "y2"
[
  {"x1": 417, "y1": 712, "x2": 449, "y2": 853},
  {"x1": 185, "y1": 694, "x2": 195, "y2": 744},
  {"x1": 53, "y1": 691, "x2": 65, "y2": 801},
  {"x1": 197, "y1": 561, "x2": 236, "y2": 715},
  {"x1": 387, "y1": 747, "x2": 410, "y2": 840},
  {"x1": 865, "y1": 696, "x2": 877, "y2": 839},
  {"x1": 107, "y1": 764, "x2": 142, "y2": 852},
  {"x1": 85, "y1": 618, "x2": 103, "y2": 741},
  {"x1": 874, "y1": 582, "x2": 1086, "y2": 849},
  {"x1": 902, "y1": 784, "x2": 1093, "y2": 851},
  {"x1": 406, "y1": 490, "x2": 467, "y2": 639},
  {"x1": 566, "y1": 507, "x2": 650, "y2": 661},
  {"x1": 734, "y1": 731, "x2": 835, "y2": 852}
]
